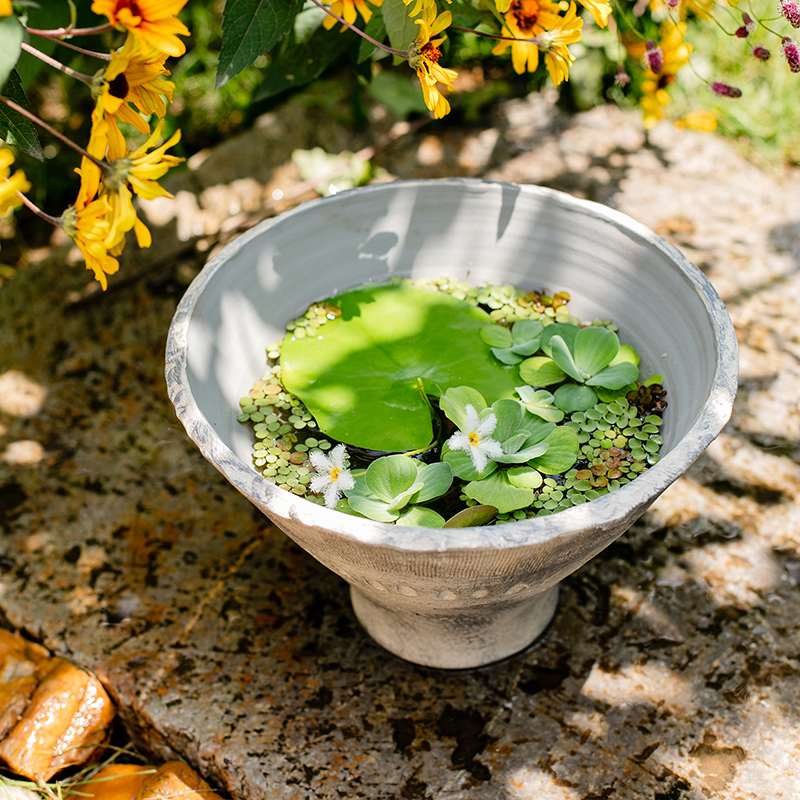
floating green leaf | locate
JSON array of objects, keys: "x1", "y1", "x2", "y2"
[
  {"x1": 515, "y1": 386, "x2": 564, "y2": 423},
  {"x1": 482, "y1": 319, "x2": 543, "y2": 365},
  {"x1": 281, "y1": 284, "x2": 520, "y2": 451},
  {"x1": 344, "y1": 455, "x2": 452, "y2": 523},
  {"x1": 463, "y1": 471, "x2": 534, "y2": 514},
  {"x1": 519, "y1": 356, "x2": 566, "y2": 387},
  {"x1": 442, "y1": 504, "x2": 498, "y2": 528},
  {"x1": 553, "y1": 384, "x2": 598, "y2": 412}
]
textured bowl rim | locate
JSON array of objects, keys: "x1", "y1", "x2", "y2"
[{"x1": 165, "y1": 178, "x2": 738, "y2": 553}]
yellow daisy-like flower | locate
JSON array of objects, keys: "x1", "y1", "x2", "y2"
[
  {"x1": 409, "y1": 6, "x2": 458, "y2": 118},
  {"x1": 492, "y1": 0, "x2": 562, "y2": 74},
  {"x1": 91, "y1": 0, "x2": 190, "y2": 57},
  {"x1": 62, "y1": 191, "x2": 120, "y2": 291},
  {"x1": 637, "y1": 21, "x2": 692, "y2": 129},
  {"x1": 89, "y1": 35, "x2": 175, "y2": 161},
  {"x1": 322, "y1": 0, "x2": 384, "y2": 30},
  {"x1": 0, "y1": 0, "x2": 13, "y2": 16},
  {"x1": 496, "y1": 0, "x2": 512, "y2": 11},
  {"x1": 101, "y1": 120, "x2": 183, "y2": 251},
  {"x1": 403, "y1": 0, "x2": 448, "y2": 18},
  {"x1": 577, "y1": 0, "x2": 611, "y2": 27},
  {"x1": 535, "y1": 2, "x2": 584, "y2": 86},
  {"x1": 0, "y1": 148, "x2": 31, "y2": 215}
]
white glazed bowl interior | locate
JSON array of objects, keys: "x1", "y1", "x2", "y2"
[{"x1": 166, "y1": 179, "x2": 737, "y2": 666}]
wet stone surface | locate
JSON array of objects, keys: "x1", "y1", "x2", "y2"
[{"x1": 1, "y1": 91, "x2": 800, "y2": 799}]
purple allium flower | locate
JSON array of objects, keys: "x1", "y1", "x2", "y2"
[
  {"x1": 645, "y1": 39, "x2": 663, "y2": 74},
  {"x1": 783, "y1": 37, "x2": 800, "y2": 71},
  {"x1": 665, "y1": 0, "x2": 681, "y2": 8},
  {"x1": 752, "y1": 45, "x2": 771, "y2": 60},
  {"x1": 615, "y1": 64, "x2": 631, "y2": 85},
  {"x1": 780, "y1": 0, "x2": 800, "y2": 27},
  {"x1": 710, "y1": 81, "x2": 743, "y2": 98}
]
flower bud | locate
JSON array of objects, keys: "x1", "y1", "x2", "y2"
[
  {"x1": 783, "y1": 37, "x2": 800, "y2": 71},
  {"x1": 614, "y1": 64, "x2": 631, "y2": 85},
  {"x1": 780, "y1": 0, "x2": 800, "y2": 28},
  {"x1": 644, "y1": 39, "x2": 663, "y2": 74},
  {"x1": 710, "y1": 81, "x2": 743, "y2": 98},
  {"x1": 751, "y1": 45, "x2": 771, "y2": 60}
]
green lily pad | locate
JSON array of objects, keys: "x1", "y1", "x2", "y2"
[{"x1": 281, "y1": 284, "x2": 520, "y2": 451}]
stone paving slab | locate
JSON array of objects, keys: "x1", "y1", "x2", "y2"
[{"x1": 1, "y1": 92, "x2": 800, "y2": 799}]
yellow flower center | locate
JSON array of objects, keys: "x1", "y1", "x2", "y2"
[
  {"x1": 330, "y1": 467, "x2": 340, "y2": 481},
  {"x1": 468, "y1": 432, "x2": 480, "y2": 446}
]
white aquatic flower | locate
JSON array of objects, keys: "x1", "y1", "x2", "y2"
[
  {"x1": 309, "y1": 443, "x2": 355, "y2": 509},
  {"x1": 447, "y1": 404, "x2": 504, "y2": 474}
]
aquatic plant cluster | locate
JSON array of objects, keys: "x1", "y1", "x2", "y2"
[{"x1": 238, "y1": 278, "x2": 666, "y2": 528}]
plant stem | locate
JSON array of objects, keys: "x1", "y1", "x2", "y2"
[
  {"x1": 29, "y1": 32, "x2": 112, "y2": 61},
  {"x1": 14, "y1": 191, "x2": 63, "y2": 227},
  {"x1": 0, "y1": 95, "x2": 110, "y2": 174},
  {"x1": 20, "y1": 42, "x2": 95, "y2": 83},
  {"x1": 450, "y1": 24, "x2": 539, "y2": 44},
  {"x1": 25, "y1": 23, "x2": 114, "y2": 38},
  {"x1": 306, "y1": 0, "x2": 409, "y2": 57}
]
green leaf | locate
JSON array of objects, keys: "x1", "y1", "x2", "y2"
[
  {"x1": 464, "y1": 471, "x2": 534, "y2": 514},
  {"x1": 573, "y1": 327, "x2": 619, "y2": 377},
  {"x1": 217, "y1": 0, "x2": 304, "y2": 88},
  {"x1": 481, "y1": 325, "x2": 513, "y2": 348},
  {"x1": 442, "y1": 447, "x2": 498, "y2": 482},
  {"x1": 506, "y1": 466, "x2": 544, "y2": 489},
  {"x1": 383, "y1": 0, "x2": 419, "y2": 52},
  {"x1": 515, "y1": 387, "x2": 564, "y2": 423},
  {"x1": 396, "y1": 506, "x2": 446, "y2": 528},
  {"x1": 366, "y1": 70, "x2": 428, "y2": 116},
  {"x1": 0, "y1": 70, "x2": 43, "y2": 160},
  {"x1": 611, "y1": 343, "x2": 640, "y2": 367},
  {"x1": 254, "y1": 7, "x2": 353, "y2": 100},
  {"x1": 347, "y1": 493, "x2": 399, "y2": 522},
  {"x1": 414, "y1": 461, "x2": 453, "y2": 503},
  {"x1": 642, "y1": 374, "x2": 664, "y2": 387},
  {"x1": 439, "y1": 386, "x2": 489, "y2": 430},
  {"x1": 0, "y1": 15, "x2": 22, "y2": 93},
  {"x1": 527, "y1": 427, "x2": 580, "y2": 474},
  {"x1": 365, "y1": 454, "x2": 419, "y2": 503},
  {"x1": 519, "y1": 356, "x2": 566, "y2": 387},
  {"x1": 586, "y1": 361, "x2": 639, "y2": 390},
  {"x1": 553, "y1": 384, "x2": 598, "y2": 413},
  {"x1": 550, "y1": 336, "x2": 584, "y2": 382},
  {"x1": 281, "y1": 284, "x2": 520, "y2": 451},
  {"x1": 539, "y1": 322, "x2": 579, "y2": 356},
  {"x1": 359, "y1": 8, "x2": 387, "y2": 63},
  {"x1": 442, "y1": 504, "x2": 498, "y2": 528},
  {"x1": 495, "y1": 440, "x2": 548, "y2": 464}
]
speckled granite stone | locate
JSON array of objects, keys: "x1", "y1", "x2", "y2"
[{"x1": 1, "y1": 92, "x2": 799, "y2": 799}]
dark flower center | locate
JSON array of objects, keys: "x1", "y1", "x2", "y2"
[
  {"x1": 512, "y1": 0, "x2": 540, "y2": 34},
  {"x1": 108, "y1": 73, "x2": 129, "y2": 99},
  {"x1": 421, "y1": 42, "x2": 442, "y2": 63}
]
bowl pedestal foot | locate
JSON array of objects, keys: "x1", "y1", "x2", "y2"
[{"x1": 349, "y1": 583, "x2": 559, "y2": 669}]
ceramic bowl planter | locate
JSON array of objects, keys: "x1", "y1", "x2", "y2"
[{"x1": 165, "y1": 179, "x2": 737, "y2": 669}]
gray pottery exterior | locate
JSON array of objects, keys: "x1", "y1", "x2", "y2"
[{"x1": 165, "y1": 179, "x2": 738, "y2": 669}]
